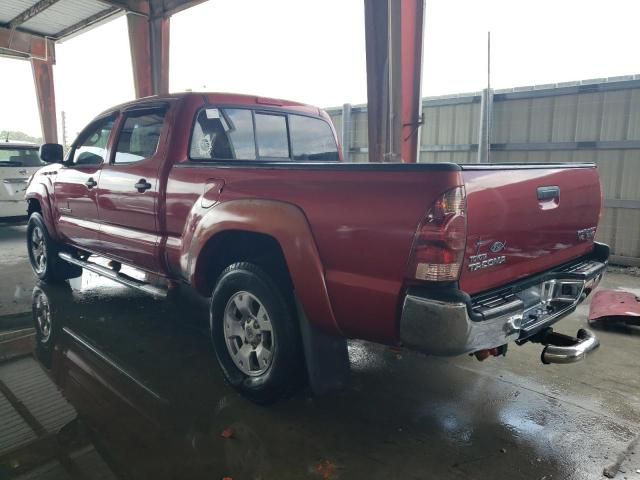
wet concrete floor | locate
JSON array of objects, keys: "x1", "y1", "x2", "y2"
[{"x1": 0, "y1": 223, "x2": 639, "y2": 479}]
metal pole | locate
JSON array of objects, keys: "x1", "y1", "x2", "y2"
[
  {"x1": 486, "y1": 31, "x2": 491, "y2": 163},
  {"x1": 341, "y1": 103, "x2": 352, "y2": 163},
  {"x1": 387, "y1": 0, "x2": 395, "y2": 161},
  {"x1": 61, "y1": 110, "x2": 67, "y2": 148}
]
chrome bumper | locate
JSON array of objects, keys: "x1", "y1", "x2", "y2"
[{"x1": 399, "y1": 257, "x2": 606, "y2": 357}]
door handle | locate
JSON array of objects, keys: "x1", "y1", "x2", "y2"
[
  {"x1": 135, "y1": 179, "x2": 152, "y2": 193},
  {"x1": 537, "y1": 186, "x2": 560, "y2": 201},
  {"x1": 85, "y1": 177, "x2": 97, "y2": 189}
]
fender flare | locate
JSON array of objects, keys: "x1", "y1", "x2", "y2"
[
  {"x1": 25, "y1": 183, "x2": 59, "y2": 241},
  {"x1": 183, "y1": 199, "x2": 341, "y2": 336}
]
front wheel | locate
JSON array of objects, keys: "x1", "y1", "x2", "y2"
[
  {"x1": 27, "y1": 213, "x2": 81, "y2": 283},
  {"x1": 210, "y1": 262, "x2": 305, "y2": 404}
]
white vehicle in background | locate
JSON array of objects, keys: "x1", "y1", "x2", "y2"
[{"x1": 0, "y1": 142, "x2": 44, "y2": 219}]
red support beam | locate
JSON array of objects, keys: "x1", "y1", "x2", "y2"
[
  {"x1": 127, "y1": 12, "x2": 170, "y2": 98},
  {"x1": 364, "y1": 0, "x2": 425, "y2": 163},
  {"x1": 0, "y1": 25, "x2": 50, "y2": 59},
  {"x1": 0, "y1": 26, "x2": 58, "y2": 143},
  {"x1": 399, "y1": 0, "x2": 425, "y2": 163},
  {"x1": 31, "y1": 51, "x2": 58, "y2": 143}
]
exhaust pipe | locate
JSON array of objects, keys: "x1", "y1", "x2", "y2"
[{"x1": 540, "y1": 328, "x2": 600, "y2": 364}]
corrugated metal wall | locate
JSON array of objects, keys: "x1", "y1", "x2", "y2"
[{"x1": 327, "y1": 75, "x2": 640, "y2": 264}]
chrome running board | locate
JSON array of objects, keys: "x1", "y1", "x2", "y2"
[{"x1": 58, "y1": 252, "x2": 167, "y2": 300}]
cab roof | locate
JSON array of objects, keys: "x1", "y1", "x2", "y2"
[{"x1": 99, "y1": 92, "x2": 325, "y2": 119}]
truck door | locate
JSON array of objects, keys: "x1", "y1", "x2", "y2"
[
  {"x1": 96, "y1": 106, "x2": 168, "y2": 272},
  {"x1": 54, "y1": 115, "x2": 116, "y2": 249}
]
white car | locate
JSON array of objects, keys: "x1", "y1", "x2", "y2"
[{"x1": 0, "y1": 142, "x2": 45, "y2": 219}]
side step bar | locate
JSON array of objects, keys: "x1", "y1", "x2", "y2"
[
  {"x1": 58, "y1": 252, "x2": 168, "y2": 300},
  {"x1": 536, "y1": 328, "x2": 600, "y2": 364}
]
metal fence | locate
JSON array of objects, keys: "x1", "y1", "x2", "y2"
[{"x1": 326, "y1": 75, "x2": 640, "y2": 266}]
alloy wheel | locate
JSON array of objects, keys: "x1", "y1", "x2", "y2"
[
  {"x1": 223, "y1": 291, "x2": 275, "y2": 376},
  {"x1": 30, "y1": 226, "x2": 47, "y2": 274}
]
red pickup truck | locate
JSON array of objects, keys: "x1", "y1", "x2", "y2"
[{"x1": 25, "y1": 92, "x2": 608, "y2": 403}]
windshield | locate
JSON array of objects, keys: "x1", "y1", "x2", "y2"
[{"x1": 0, "y1": 147, "x2": 43, "y2": 167}]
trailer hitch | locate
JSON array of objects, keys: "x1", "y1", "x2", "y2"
[{"x1": 528, "y1": 327, "x2": 600, "y2": 364}]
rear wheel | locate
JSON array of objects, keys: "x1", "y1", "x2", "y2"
[
  {"x1": 27, "y1": 213, "x2": 81, "y2": 283},
  {"x1": 210, "y1": 262, "x2": 305, "y2": 404}
]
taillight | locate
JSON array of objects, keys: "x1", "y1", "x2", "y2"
[{"x1": 407, "y1": 186, "x2": 467, "y2": 282}]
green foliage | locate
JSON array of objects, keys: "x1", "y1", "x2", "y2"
[{"x1": 0, "y1": 130, "x2": 43, "y2": 144}]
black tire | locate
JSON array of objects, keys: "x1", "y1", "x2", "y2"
[
  {"x1": 27, "y1": 213, "x2": 82, "y2": 283},
  {"x1": 210, "y1": 262, "x2": 305, "y2": 404}
]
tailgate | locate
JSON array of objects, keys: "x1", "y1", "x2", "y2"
[{"x1": 459, "y1": 164, "x2": 601, "y2": 295}]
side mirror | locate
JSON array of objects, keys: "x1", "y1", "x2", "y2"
[{"x1": 39, "y1": 143, "x2": 64, "y2": 164}]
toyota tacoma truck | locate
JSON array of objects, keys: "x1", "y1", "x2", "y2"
[{"x1": 25, "y1": 92, "x2": 608, "y2": 403}]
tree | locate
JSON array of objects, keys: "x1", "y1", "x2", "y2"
[{"x1": 0, "y1": 131, "x2": 43, "y2": 144}]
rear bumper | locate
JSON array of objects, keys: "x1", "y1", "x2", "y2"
[
  {"x1": 399, "y1": 245, "x2": 608, "y2": 356},
  {"x1": 0, "y1": 200, "x2": 28, "y2": 218}
]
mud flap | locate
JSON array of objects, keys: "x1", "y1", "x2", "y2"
[{"x1": 295, "y1": 297, "x2": 350, "y2": 394}]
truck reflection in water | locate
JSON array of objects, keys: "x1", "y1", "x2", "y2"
[
  {"x1": 4, "y1": 280, "x2": 269, "y2": 480},
  {"x1": 1, "y1": 271, "x2": 617, "y2": 480}
]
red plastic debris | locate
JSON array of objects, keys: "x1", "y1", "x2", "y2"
[
  {"x1": 220, "y1": 428, "x2": 234, "y2": 439},
  {"x1": 589, "y1": 289, "x2": 640, "y2": 323}
]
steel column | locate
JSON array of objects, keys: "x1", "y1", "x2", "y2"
[
  {"x1": 127, "y1": 12, "x2": 170, "y2": 98},
  {"x1": 364, "y1": 0, "x2": 389, "y2": 163},
  {"x1": 31, "y1": 42, "x2": 58, "y2": 143},
  {"x1": 364, "y1": 0, "x2": 425, "y2": 163},
  {"x1": 341, "y1": 103, "x2": 352, "y2": 162},
  {"x1": 476, "y1": 88, "x2": 493, "y2": 163}
]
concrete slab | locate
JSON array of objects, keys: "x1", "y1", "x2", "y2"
[{"x1": 0, "y1": 224, "x2": 638, "y2": 479}]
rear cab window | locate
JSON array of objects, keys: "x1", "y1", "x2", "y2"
[
  {"x1": 189, "y1": 107, "x2": 338, "y2": 162},
  {"x1": 255, "y1": 113, "x2": 289, "y2": 159}
]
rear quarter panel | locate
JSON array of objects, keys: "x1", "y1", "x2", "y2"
[{"x1": 166, "y1": 165, "x2": 461, "y2": 342}]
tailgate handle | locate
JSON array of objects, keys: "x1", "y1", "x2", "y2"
[{"x1": 537, "y1": 186, "x2": 560, "y2": 201}]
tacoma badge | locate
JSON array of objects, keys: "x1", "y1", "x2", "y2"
[{"x1": 468, "y1": 253, "x2": 506, "y2": 272}]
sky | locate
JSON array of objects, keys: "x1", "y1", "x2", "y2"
[{"x1": 1, "y1": 0, "x2": 640, "y2": 140}]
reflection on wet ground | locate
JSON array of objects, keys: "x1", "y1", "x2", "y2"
[{"x1": 0, "y1": 225, "x2": 639, "y2": 479}]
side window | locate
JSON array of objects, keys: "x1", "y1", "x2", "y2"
[
  {"x1": 190, "y1": 108, "x2": 256, "y2": 160},
  {"x1": 114, "y1": 109, "x2": 166, "y2": 164},
  {"x1": 289, "y1": 115, "x2": 339, "y2": 161},
  {"x1": 71, "y1": 117, "x2": 115, "y2": 166},
  {"x1": 255, "y1": 113, "x2": 289, "y2": 159}
]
